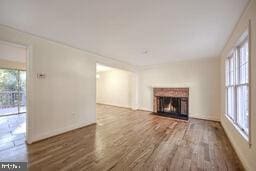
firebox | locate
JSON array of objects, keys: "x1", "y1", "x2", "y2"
[
  {"x1": 156, "y1": 96, "x2": 188, "y2": 120},
  {"x1": 153, "y1": 88, "x2": 189, "y2": 120}
]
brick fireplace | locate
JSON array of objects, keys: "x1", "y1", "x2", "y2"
[{"x1": 153, "y1": 88, "x2": 189, "y2": 120}]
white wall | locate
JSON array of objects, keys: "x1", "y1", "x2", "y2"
[
  {"x1": 0, "y1": 58, "x2": 26, "y2": 70},
  {"x1": 0, "y1": 25, "x2": 98, "y2": 143},
  {"x1": 96, "y1": 69, "x2": 132, "y2": 108},
  {"x1": 138, "y1": 58, "x2": 220, "y2": 121},
  {"x1": 220, "y1": 1, "x2": 256, "y2": 170},
  {"x1": 0, "y1": 42, "x2": 26, "y2": 63},
  {"x1": 0, "y1": 25, "x2": 137, "y2": 143}
]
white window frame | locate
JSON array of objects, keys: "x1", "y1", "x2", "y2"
[
  {"x1": 225, "y1": 27, "x2": 251, "y2": 145},
  {"x1": 225, "y1": 52, "x2": 236, "y2": 120}
]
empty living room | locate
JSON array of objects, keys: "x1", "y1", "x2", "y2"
[{"x1": 0, "y1": 0, "x2": 255, "y2": 170}]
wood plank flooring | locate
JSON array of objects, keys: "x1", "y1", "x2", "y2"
[{"x1": 0, "y1": 104, "x2": 243, "y2": 171}]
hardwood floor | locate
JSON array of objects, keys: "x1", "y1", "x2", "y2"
[{"x1": 0, "y1": 104, "x2": 243, "y2": 171}]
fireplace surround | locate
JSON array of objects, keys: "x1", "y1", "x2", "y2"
[{"x1": 153, "y1": 88, "x2": 189, "y2": 120}]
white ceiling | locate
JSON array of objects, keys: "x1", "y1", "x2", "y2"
[
  {"x1": 0, "y1": 0, "x2": 249, "y2": 66},
  {"x1": 0, "y1": 43, "x2": 26, "y2": 63}
]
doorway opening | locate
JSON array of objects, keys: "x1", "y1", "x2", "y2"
[
  {"x1": 0, "y1": 41, "x2": 27, "y2": 151},
  {"x1": 96, "y1": 63, "x2": 133, "y2": 120},
  {"x1": 0, "y1": 69, "x2": 26, "y2": 116}
]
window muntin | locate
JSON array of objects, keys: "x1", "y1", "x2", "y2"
[{"x1": 225, "y1": 36, "x2": 249, "y2": 138}]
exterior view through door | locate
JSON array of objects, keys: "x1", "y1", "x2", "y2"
[{"x1": 0, "y1": 68, "x2": 26, "y2": 116}]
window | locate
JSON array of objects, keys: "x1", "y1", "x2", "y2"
[
  {"x1": 226, "y1": 53, "x2": 235, "y2": 120},
  {"x1": 225, "y1": 34, "x2": 249, "y2": 138}
]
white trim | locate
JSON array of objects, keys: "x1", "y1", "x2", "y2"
[
  {"x1": 190, "y1": 115, "x2": 220, "y2": 122},
  {"x1": 26, "y1": 45, "x2": 33, "y2": 144},
  {"x1": 221, "y1": 120, "x2": 250, "y2": 171},
  {"x1": 0, "y1": 40, "x2": 27, "y2": 49},
  {"x1": 0, "y1": 40, "x2": 31, "y2": 144},
  {"x1": 138, "y1": 107, "x2": 153, "y2": 112},
  {"x1": 225, "y1": 114, "x2": 248, "y2": 141},
  {"x1": 96, "y1": 102, "x2": 132, "y2": 109},
  {"x1": 248, "y1": 20, "x2": 252, "y2": 146},
  {"x1": 28, "y1": 121, "x2": 96, "y2": 144},
  {"x1": 224, "y1": 28, "x2": 251, "y2": 144}
]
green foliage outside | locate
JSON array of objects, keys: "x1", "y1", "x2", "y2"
[
  {"x1": 0, "y1": 69, "x2": 18, "y2": 91},
  {"x1": 0, "y1": 69, "x2": 26, "y2": 107}
]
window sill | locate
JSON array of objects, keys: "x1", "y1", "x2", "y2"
[{"x1": 225, "y1": 114, "x2": 249, "y2": 143}]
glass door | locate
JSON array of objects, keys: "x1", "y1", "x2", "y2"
[{"x1": 0, "y1": 69, "x2": 26, "y2": 116}]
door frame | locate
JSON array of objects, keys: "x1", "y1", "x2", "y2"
[{"x1": 0, "y1": 40, "x2": 31, "y2": 143}]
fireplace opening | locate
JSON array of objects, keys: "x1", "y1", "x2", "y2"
[
  {"x1": 160, "y1": 97, "x2": 179, "y2": 113},
  {"x1": 153, "y1": 88, "x2": 189, "y2": 120},
  {"x1": 156, "y1": 96, "x2": 188, "y2": 120}
]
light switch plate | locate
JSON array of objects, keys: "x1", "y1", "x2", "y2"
[{"x1": 37, "y1": 73, "x2": 46, "y2": 79}]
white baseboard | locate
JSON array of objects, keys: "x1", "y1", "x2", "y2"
[
  {"x1": 220, "y1": 118, "x2": 250, "y2": 171},
  {"x1": 28, "y1": 121, "x2": 96, "y2": 144},
  {"x1": 137, "y1": 108, "x2": 153, "y2": 112},
  {"x1": 190, "y1": 115, "x2": 220, "y2": 122},
  {"x1": 96, "y1": 102, "x2": 132, "y2": 109}
]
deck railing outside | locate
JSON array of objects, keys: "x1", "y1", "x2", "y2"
[{"x1": 0, "y1": 91, "x2": 26, "y2": 116}]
